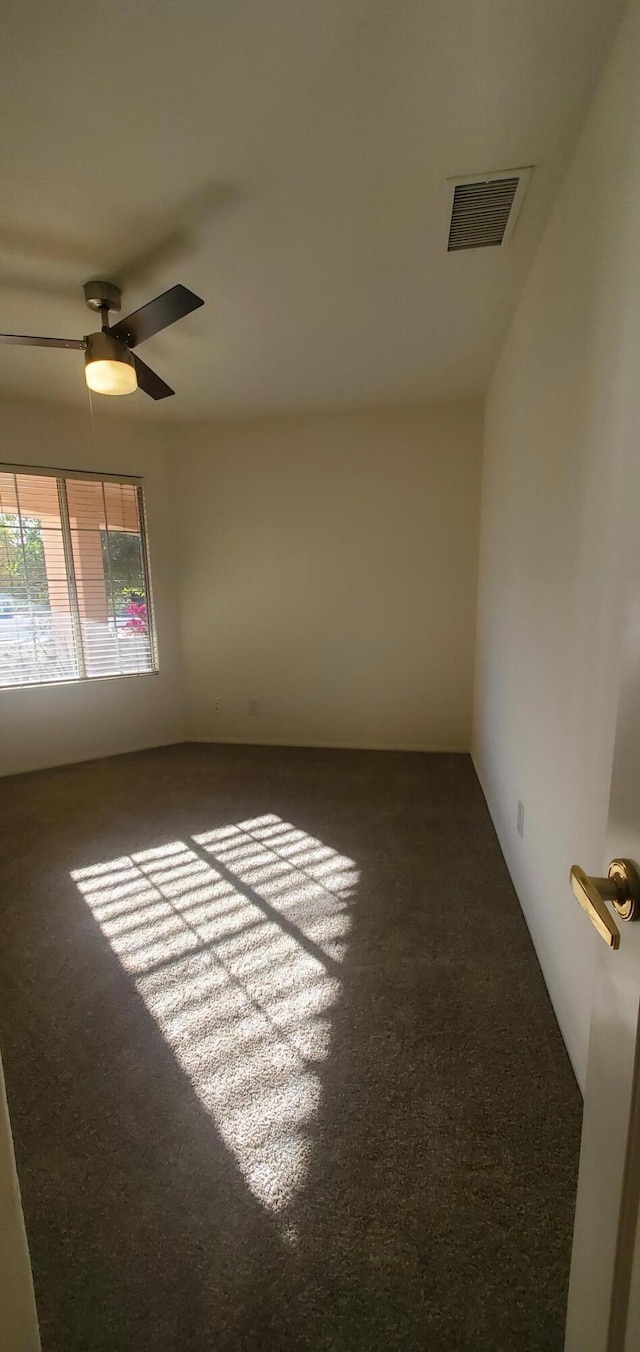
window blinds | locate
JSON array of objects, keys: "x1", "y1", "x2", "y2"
[{"x1": 0, "y1": 467, "x2": 156, "y2": 688}]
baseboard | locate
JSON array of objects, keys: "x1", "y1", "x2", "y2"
[
  {"x1": 185, "y1": 735, "x2": 471, "y2": 754},
  {"x1": 470, "y1": 750, "x2": 584, "y2": 1093},
  {"x1": 0, "y1": 737, "x2": 185, "y2": 779}
]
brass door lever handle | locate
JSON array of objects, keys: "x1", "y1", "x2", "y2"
[{"x1": 569, "y1": 859, "x2": 640, "y2": 949}]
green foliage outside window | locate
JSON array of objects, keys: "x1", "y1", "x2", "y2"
[
  {"x1": 100, "y1": 531, "x2": 146, "y2": 614},
  {"x1": 0, "y1": 514, "x2": 49, "y2": 607}
]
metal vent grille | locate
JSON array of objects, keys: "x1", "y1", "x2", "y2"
[{"x1": 448, "y1": 175, "x2": 521, "y2": 251}]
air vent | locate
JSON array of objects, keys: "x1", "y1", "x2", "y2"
[{"x1": 446, "y1": 167, "x2": 532, "y2": 252}]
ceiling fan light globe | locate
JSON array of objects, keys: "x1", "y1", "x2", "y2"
[
  {"x1": 84, "y1": 331, "x2": 137, "y2": 397},
  {"x1": 85, "y1": 358, "x2": 137, "y2": 396}
]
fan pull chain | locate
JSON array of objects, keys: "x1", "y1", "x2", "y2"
[{"x1": 87, "y1": 382, "x2": 98, "y2": 445}]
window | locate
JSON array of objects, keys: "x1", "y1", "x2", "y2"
[{"x1": 0, "y1": 465, "x2": 157, "y2": 688}]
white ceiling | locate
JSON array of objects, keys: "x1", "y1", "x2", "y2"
[{"x1": 0, "y1": 0, "x2": 624, "y2": 420}]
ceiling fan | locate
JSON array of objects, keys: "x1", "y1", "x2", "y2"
[{"x1": 0, "y1": 280, "x2": 204, "y2": 400}]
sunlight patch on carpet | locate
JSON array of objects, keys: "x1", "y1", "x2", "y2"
[{"x1": 71, "y1": 814, "x2": 358, "y2": 1218}]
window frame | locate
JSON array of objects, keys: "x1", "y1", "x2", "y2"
[{"x1": 0, "y1": 462, "x2": 159, "y2": 690}]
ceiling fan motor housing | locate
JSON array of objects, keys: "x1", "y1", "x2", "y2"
[{"x1": 84, "y1": 330, "x2": 133, "y2": 366}]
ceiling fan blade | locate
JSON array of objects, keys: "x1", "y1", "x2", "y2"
[
  {"x1": 0, "y1": 333, "x2": 84, "y2": 348},
  {"x1": 115, "y1": 230, "x2": 189, "y2": 289},
  {"x1": 108, "y1": 284, "x2": 204, "y2": 348},
  {"x1": 112, "y1": 182, "x2": 240, "y2": 288},
  {"x1": 133, "y1": 353, "x2": 174, "y2": 400}
]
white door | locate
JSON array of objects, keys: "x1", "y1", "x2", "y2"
[
  {"x1": 0, "y1": 1054, "x2": 40, "y2": 1351},
  {"x1": 565, "y1": 547, "x2": 640, "y2": 1346}
]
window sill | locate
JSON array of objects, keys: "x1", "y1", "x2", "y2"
[{"x1": 0, "y1": 669, "x2": 160, "y2": 693}]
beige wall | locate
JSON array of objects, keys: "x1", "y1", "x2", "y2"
[
  {"x1": 0, "y1": 398, "x2": 185, "y2": 776},
  {"x1": 473, "y1": 0, "x2": 640, "y2": 1089},
  {"x1": 0, "y1": 398, "x2": 481, "y2": 773},
  {"x1": 178, "y1": 402, "x2": 482, "y2": 751}
]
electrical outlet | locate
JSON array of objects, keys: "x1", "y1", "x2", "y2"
[
  {"x1": 517, "y1": 799, "x2": 525, "y2": 838},
  {"x1": 214, "y1": 700, "x2": 221, "y2": 713},
  {"x1": 248, "y1": 699, "x2": 259, "y2": 715}
]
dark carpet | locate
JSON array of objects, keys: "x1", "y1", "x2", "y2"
[{"x1": 0, "y1": 743, "x2": 581, "y2": 1352}]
